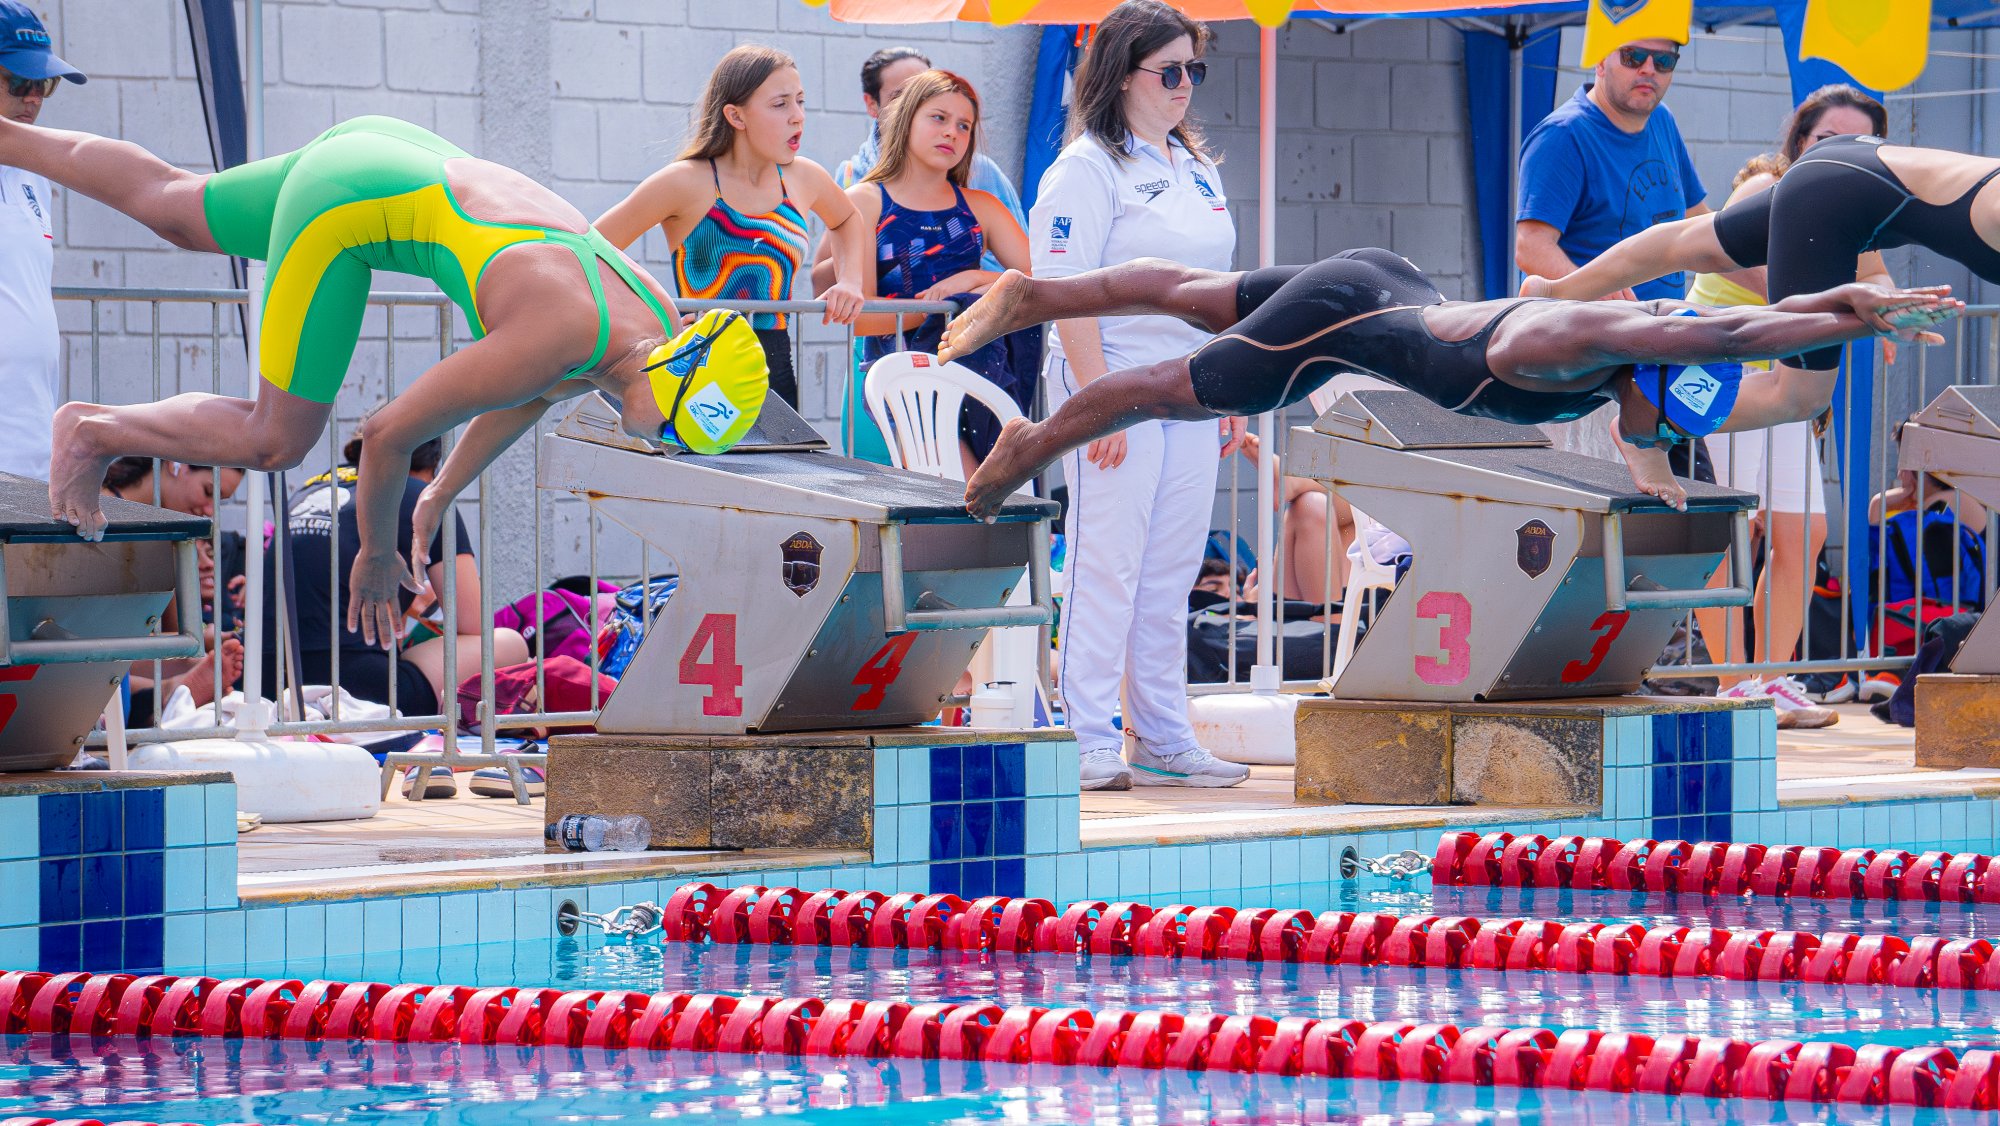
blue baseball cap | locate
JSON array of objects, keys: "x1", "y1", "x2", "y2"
[{"x1": 0, "y1": 2, "x2": 85, "y2": 84}]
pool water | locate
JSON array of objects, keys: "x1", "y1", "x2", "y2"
[{"x1": 12, "y1": 876, "x2": 1999, "y2": 1122}]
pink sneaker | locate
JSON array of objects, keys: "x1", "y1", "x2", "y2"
[{"x1": 1760, "y1": 676, "x2": 1839, "y2": 729}]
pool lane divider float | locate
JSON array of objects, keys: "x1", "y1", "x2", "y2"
[
  {"x1": 1, "y1": 1120, "x2": 257, "y2": 1126},
  {"x1": 619, "y1": 880, "x2": 2000, "y2": 993},
  {"x1": 1429, "y1": 830, "x2": 2000, "y2": 903},
  {"x1": 1, "y1": 971, "x2": 1995, "y2": 1109}
]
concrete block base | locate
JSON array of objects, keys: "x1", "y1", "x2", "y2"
[
  {"x1": 1916, "y1": 674, "x2": 2000, "y2": 768},
  {"x1": 1295, "y1": 696, "x2": 1754, "y2": 808},
  {"x1": 547, "y1": 727, "x2": 1055, "y2": 851}
]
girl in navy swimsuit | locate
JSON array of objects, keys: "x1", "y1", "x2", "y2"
[{"x1": 938, "y1": 249, "x2": 1959, "y2": 516}]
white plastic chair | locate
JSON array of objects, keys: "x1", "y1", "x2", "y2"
[
  {"x1": 863, "y1": 352, "x2": 1024, "y2": 482},
  {"x1": 1328, "y1": 508, "x2": 1401, "y2": 689}
]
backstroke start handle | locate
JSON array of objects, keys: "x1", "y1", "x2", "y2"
[
  {"x1": 1601, "y1": 510, "x2": 1755, "y2": 613},
  {"x1": 878, "y1": 523, "x2": 1056, "y2": 633}
]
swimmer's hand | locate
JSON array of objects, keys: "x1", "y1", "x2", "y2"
[
  {"x1": 405, "y1": 483, "x2": 450, "y2": 595},
  {"x1": 346, "y1": 549, "x2": 422, "y2": 649},
  {"x1": 1849, "y1": 283, "x2": 1961, "y2": 340},
  {"x1": 819, "y1": 280, "x2": 865, "y2": 327}
]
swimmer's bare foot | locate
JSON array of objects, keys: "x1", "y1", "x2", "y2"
[
  {"x1": 939, "y1": 270, "x2": 1033, "y2": 364},
  {"x1": 1610, "y1": 423, "x2": 1688, "y2": 512},
  {"x1": 48, "y1": 401, "x2": 117, "y2": 541},
  {"x1": 964, "y1": 417, "x2": 1040, "y2": 521},
  {"x1": 1519, "y1": 275, "x2": 1554, "y2": 299}
]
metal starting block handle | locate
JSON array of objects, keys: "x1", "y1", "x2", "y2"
[
  {"x1": 878, "y1": 522, "x2": 1056, "y2": 633},
  {"x1": 1601, "y1": 509, "x2": 1755, "y2": 612},
  {"x1": 0, "y1": 538, "x2": 205, "y2": 666}
]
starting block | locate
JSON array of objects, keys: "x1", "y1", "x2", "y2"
[
  {"x1": 1284, "y1": 390, "x2": 1758, "y2": 702},
  {"x1": 1899, "y1": 386, "x2": 2000, "y2": 767},
  {"x1": 539, "y1": 393, "x2": 1057, "y2": 735},
  {"x1": 0, "y1": 473, "x2": 207, "y2": 771}
]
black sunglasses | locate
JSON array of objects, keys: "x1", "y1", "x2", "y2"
[
  {"x1": 4, "y1": 75, "x2": 58, "y2": 99},
  {"x1": 1134, "y1": 61, "x2": 1207, "y2": 90},
  {"x1": 1615, "y1": 46, "x2": 1680, "y2": 72}
]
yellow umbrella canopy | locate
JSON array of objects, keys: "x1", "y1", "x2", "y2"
[{"x1": 804, "y1": 0, "x2": 1533, "y2": 27}]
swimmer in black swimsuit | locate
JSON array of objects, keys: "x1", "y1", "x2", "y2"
[
  {"x1": 1528, "y1": 135, "x2": 2000, "y2": 381},
  {"x1": 940, "y1": 248, "x2": 1959, "y2": 517}
]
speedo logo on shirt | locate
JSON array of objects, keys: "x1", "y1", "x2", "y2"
[{"x1": 1134, "y1": 179, "x2": 1170, "y2": 202}]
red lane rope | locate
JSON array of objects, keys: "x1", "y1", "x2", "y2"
[
  {"x1": 0, "y1": 970, "x2": 1990, "y2": 1108},
  {"x1": 639, "y1": 880, "x2": 1996, "y2": 992},
  {"x1": 1429, "y1": 831, "x2": 2000, "y2": 903}
]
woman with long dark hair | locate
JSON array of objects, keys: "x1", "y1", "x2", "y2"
[
  {"x1": 1031, "y1": 0, "x2": 1248, "y2": 791},
  {"x1": 597, "y1": 44, "x2": 869, "y2": 410}
]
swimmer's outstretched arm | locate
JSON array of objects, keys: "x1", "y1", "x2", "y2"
[
  {"x1": 1524, "y1": 212, "x2": 1741, "y2": 302},
  {"x1": 344, "y1": 323, "x2": 585, "y2": 647},
  {"x1": 938, "y1": 260, "x2": 1244, "y2": 363},
  {"x1": 0, "y1": 117, "x2": 219, "y2": 254}
]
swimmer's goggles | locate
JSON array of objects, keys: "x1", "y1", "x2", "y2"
[{"x1": 640, "y1": 309, "x2": 768, "y2": 454}]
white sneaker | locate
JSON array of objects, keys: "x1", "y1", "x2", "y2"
[
  {"x1": 1814, "y1": 675, "x2": 1859, "y2": 705},
  {"x1": 1859, "y1": 672, "x2": 1901, "y2": 703},
  {"x1": 1760, "y1": 676, "x2": 1839, "y2": 730},
  {"x1": 1717, "y1": 678, "x2": 1766, "y2": 699},
  {"x1": 402, "y1": 765, "x2": 459, "y2": 799},
  {"x1": 1079, "y1": 747, "x2": 1134, "y2": 791},
  {"x1": 1128, "y1": 742, "x2": 1251, "y2": 788}
]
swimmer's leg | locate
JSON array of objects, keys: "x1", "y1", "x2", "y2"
[
  {"x1": 51, "y1": 390, "x2": 329, "y2": 540},
  {"x1": 939, "y1": 259, "x2": 1244, "y2": 362},
  {"x1": 0, "y1": 118, "x2": 220, "y2": 253},
  {"x1": 1529, "y1": 212, "x2": 1742, "y2": 302},
  {"x1": 964, "y1": 356, "x2": 1212, "y2": 519}
]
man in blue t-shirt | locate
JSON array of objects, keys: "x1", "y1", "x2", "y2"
[{"x1": 1516, "y1": 37, "x2": 1710, "y2": 302}]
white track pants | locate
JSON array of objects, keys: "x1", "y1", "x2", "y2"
[{"x1": 1049, "y1": 355, "x2": 1220, "y2": 757}]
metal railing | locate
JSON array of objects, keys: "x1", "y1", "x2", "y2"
[{"x1": 56, "y1": 287, "x2": 963, "y2": 802}]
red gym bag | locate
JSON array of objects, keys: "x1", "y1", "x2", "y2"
[{"x1": 457, "y1": 655, "x2": 616, "y2": 738}]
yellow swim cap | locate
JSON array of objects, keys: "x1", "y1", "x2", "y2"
[{"x1": 644, "y1": 309, "x2": 768, "y2": 454}]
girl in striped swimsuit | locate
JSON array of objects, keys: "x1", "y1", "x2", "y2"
[{"x1": 598, "y1": 44, "x2": 870, "y2": 411}]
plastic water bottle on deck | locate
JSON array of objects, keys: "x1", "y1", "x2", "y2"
[{"x1": 546, "y1": 813, "x2": 652, "y2": 852}]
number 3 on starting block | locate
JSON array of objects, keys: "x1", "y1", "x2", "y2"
[{"x1": 1414, "y1": 591, "x2": 1472, "y2": 686}]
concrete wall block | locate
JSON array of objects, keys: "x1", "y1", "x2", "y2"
[
  {"x1": 281, "y1": 7, "x2": 385, "y2": 89},
  {"x1": 1317, "y1": 61, "x2": 1388, "y2": 132},
  {"x1": 551, "y1": 101, "x2": 599, "y2": 179},
  {"x1": 1279, "y1": 21, "x2": 1350, "y2": 60},
  {"x1": 260, "y1": 86, "x2": 340, "y2": 153},
  {"x1": 1315, "y1": 203, "x2": 1393, "y2": 259},
  {"x1": 1393, "y1": 204, "x2": 1466, "y2": 277},
  {"x1": 332, "y1": 89, "x2": 439, "y2": 130},
  {"x1": 1351, "y1": 133, "x2": 1427, "y2": 205},
  {"x1": 118, "y1": 80, "x2": 214, "y2": 168},
  {"x1": 60, "y1": 0, "x2": 175, "y2": 78},
  {"x1": 1199, "y1": 53, "x2": 1241, "y2": 126},
  {"x1": 594, "y1": 0, "x2": 689, "y2": 23},
  {"x1": 432, "y1": 94, "x2": 481, "y2": 151},
  {"x1": 385, "y1": 12, "x2": 482, "y2": 94},
  {"x1": 551, "y1": 21, "x2": 641, "y2": 101},
  {"x1": 1668, "y1": 86, "x2": 1730, "y2": 144},
  {"x1": 688, "y1": 0, "x2": 777, "y2": 31},
  {"x1": 786, "y1": 34, "x2": 828, "y2": 109},
  {"x1": 595, "y1": 102, "x2": 680, "y2": 183},
  {"x1": 1727, "y1": 89, "x2": 1790, "y2": 146},
  {"x1": 1348, "y1": 18, "x2": 1432, "y2": 62},
  {"x1": 1390, "y1": 63, "x2": 1462, "y2": 135},
  {"x1": 1428, "y1": 20, "x2": 1465, "y2": 60},
  {"x1": 1279, "y1": 137, "x2": 1348, "y2": 204},
  {"x1": 1689, "y1": 32, "x2": 1768, "y2": 75},
  {"x1": 63, "y1": 195, "x2": 169, "y2": 252},
  {"x1": 549, "y1": 177, "x2": 627, "y2": 226},
  {"x1": 1428, "y1": 135, "x2": 1469, "y2": 207},
  {"x1": 47, "y1": 72, "x2": 122, "y2": 138},
  {"x1": 334, "y1": 0, "x2": 432, "y2": 9},
  {"x1": 642, "y1": 26, "x2": 733, "y2": 106}
]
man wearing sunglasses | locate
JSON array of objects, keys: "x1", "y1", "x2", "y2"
[
  {"x1": 0, "y1": 0, "x2": 83, "y2": 482},
  {"x1": 1517, "y1": 36, "x2": 1710, "y2": 306}
]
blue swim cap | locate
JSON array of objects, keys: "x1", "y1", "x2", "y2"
[
  {"x1": 1632, "y1": 360, "x2": 1743, "y2": 443},
  {"x1": 1630, "y1": 312, "x2": 1742, "y2": 444}
]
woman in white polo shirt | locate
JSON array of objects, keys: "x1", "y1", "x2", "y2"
[{"x1": 1032, "y1": 0, "x2": 1247, "y2": 791}]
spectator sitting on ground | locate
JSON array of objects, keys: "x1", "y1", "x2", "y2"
[
  {"x1": 262, "y1": 413, "x2": 527, "y2": 800},
  {"x1": 101, "y1": 457, "x2": 245, "y2": 729}
]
